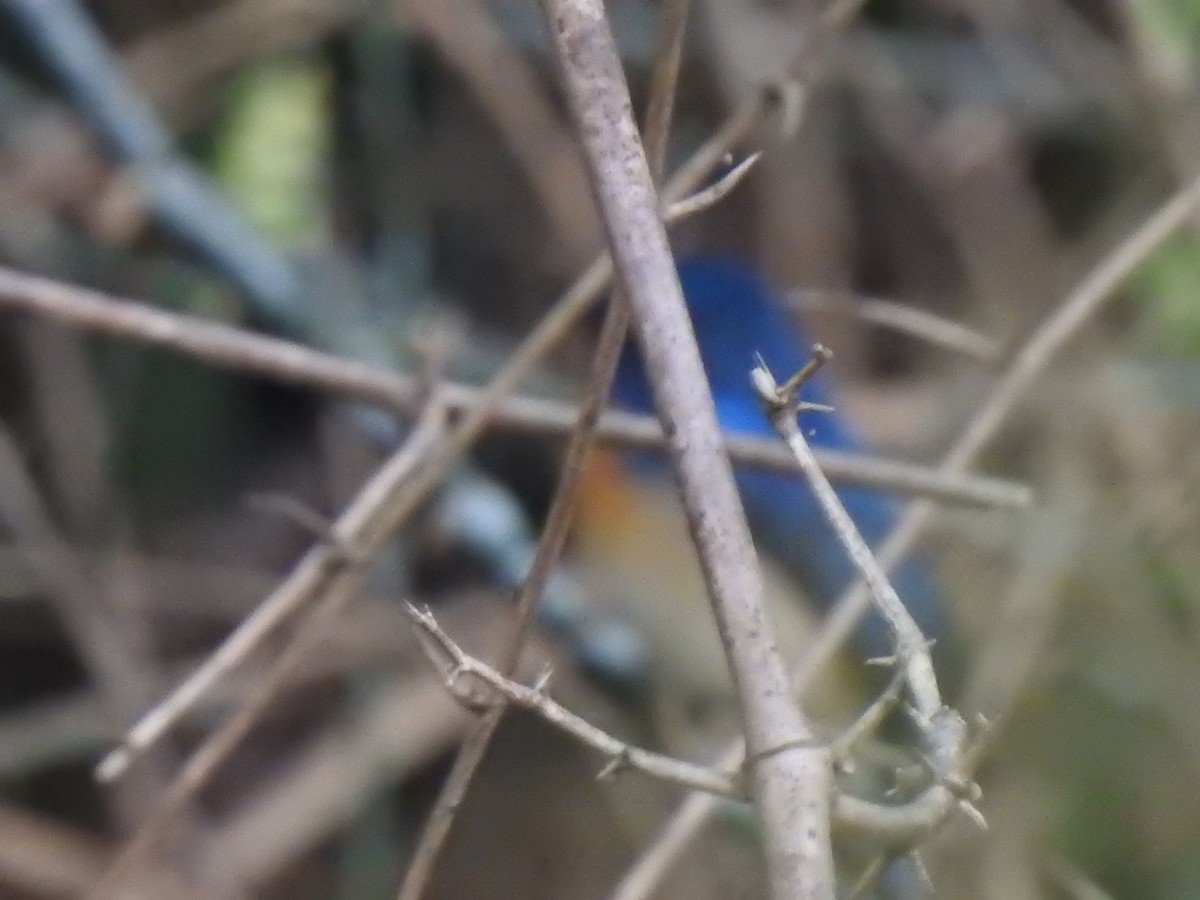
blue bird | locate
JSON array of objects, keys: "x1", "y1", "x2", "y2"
[{"x1": 605, "y1": 255, "x2": 950, "y2": 668}]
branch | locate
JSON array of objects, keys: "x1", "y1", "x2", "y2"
[
  {"x1": 404, "y1": 604, "x2": 740, "y2": 798},
  {"x1": 789, "y1": 289, "x2": 1002, "y2": 362},
  {"x1": 751, "y1": 349, "x2": 965, "y2": 777},
  {"x1": 0, "y1": 266, "x2": 1031, "y2": 511},
  {"x1": 90, "y1": 389, "x2": 448, "y2": 898},
  {"x1": 396, "y1": 4, "x2": 699, "y2": 893},
  {"x1": 540, "y1": 1, "x2": 835, "y2": 896}
]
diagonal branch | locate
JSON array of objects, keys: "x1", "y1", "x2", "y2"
[
  {"x1": 395, "y1": 3, "x2": 697, "y2": 894},
  {"x1": 540, "y1": 1, "x2": 835, "y2": 897},
  {"x1": 90, "y1": 384, "x2": 449, "y2": 899},
  {"x1": 752, "y1": 350, "x2": 964, "y2": 775}
]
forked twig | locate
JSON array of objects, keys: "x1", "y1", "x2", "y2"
[
  {"x1": 752, "y1": 347, "x2": 966, "y2": 778},
  {"x1": 404, "y1": 604, "x2": 740, "y2": 798}
]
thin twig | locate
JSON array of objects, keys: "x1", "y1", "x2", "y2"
[
  {"x1": 665, "y1": 152, "x2": 760, "y2": 219},
  {"x1": 395, "y1": 293, "x2": 641, "y2": 900},
  {"x1": 541, "y1": 1, "x2": 836, "y2": 896},
  {"x1": 607, "y1": 173, "x2": 1200, "y2": 900},
  {"x1": 404, "y1": 604, "x2": 739, "y2": 798},
  {"x1": 396, "y1": 4, "x2": 696, "y2": 892},
  {"x1": 95, "y1": 398, "x2": 445, "y2": 782},
  {"x1": 0, "y1": 266, "x2": 1031, "y2": 510},
  {"x1": 828, "y1": 669, "x2": 907, "y2": 762},
  {"x1": 753, "y1": 349, "x2": 964, "y2": 774},
  {"x1": 790, "y1": 289, "x2": 1003, "y2": 362}
]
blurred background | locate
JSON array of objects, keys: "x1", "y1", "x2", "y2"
[{"x1": 0, "y1": 0, "x2": 1198, "y2": 898}]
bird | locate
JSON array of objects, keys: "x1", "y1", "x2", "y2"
[{"x1": 574, "y1": 254, "x2": 952, "y2": 701}]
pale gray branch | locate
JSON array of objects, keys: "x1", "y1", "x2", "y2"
[{"x1": 539, "y1": 1, "x2": 835, "y2": 896}]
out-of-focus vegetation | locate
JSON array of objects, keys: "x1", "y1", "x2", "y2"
[{"x1": 0, "y1": 1, "x2": 1198, "y2": 899}]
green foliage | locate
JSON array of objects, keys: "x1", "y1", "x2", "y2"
[
  {"x1": 1130, "y1": 0, "x2": 1200, "y2": 84},
  {"x1": 1132, "y1": 235, "x2": 1200, "y2": 356},
  {"x1": 212, "y1": 56, "x2": 331, "y2": 248}
]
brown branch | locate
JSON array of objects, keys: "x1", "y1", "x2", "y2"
[
  {"x1": 93, "y1": 157, "x2": 762, "y2": 789},
  {"x1": 94, "y1": 128, "x2": 767, "y2": 878},
  {"x1": 404, "y1": 603, "x2": 739, "y2": 798},
  {"x1": 0, "y1": 266, "x2": 1031, "y2": 511},
  {"x1": 395, "y1": 3, "x2": 696, "y2": 893}
]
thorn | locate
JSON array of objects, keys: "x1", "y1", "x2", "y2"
[
  {"x1": 776, "y1": 344, "x2": 833, "y2": 405},
  {"x1": 750, "y1": 353, "x2": 781, "y2": 406},
  {"x1": 959, "y1": 799, "x2": 988, "y2": 830},
  {"x1": 597, "y1": 748, "x2": 630, "y2": 780}
]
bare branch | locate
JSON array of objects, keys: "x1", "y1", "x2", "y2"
[
  {"x1": 540, "y1": 1, "x2": 836, "y2": 896},
  {"x1": 752, "y1": 350, "x2": 964, "y2": 775},
  {"x1": 666, "y1": 152, "x2": 761, "y2": 219},
  {"x1": 90, "y1": 392, "x2": 448, "y2": 898},
  {"x1": 396, "y1": 4, "x2": 698, "y2": 893},
  {"x1": 0, "y1": 266, "x2": 1031, "y2": 510},
  {"x1": 404, "y1": 604, "x2": 740, "y2": 798},
  {"x1": 790, "y1": 289, "x2": 1003, "y2": 362}
]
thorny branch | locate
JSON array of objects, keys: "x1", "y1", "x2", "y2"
[
  {"x1": 89, "y1": 154, "x2": 763, "y2": 786},
  {"x1": 406, "y1": 604, "x2": 977, "y2": 843},
  {"x1": 404, "y1": 604, "x2": 740, "y2": 799},
  {"x1": 540, "y1": 0, "x2": 836, "y2": 896},
  {"x1": 751, "y1": 347, "x2": 968, "y2": 780}
]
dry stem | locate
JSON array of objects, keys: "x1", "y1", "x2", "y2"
[
  {"x1": 0, "y1": 267, "x2": 1030, "y2": 510},
  {"x1": 541, "y1": 0, "x2": 835, "y2": 895},
  {"x1": 395, "y1": 3, "x2": 697, "y2": 893}
]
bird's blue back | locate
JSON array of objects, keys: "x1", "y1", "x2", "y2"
[{"x1": 612, "y1": 256, "x2": 948, "y2": 661}]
